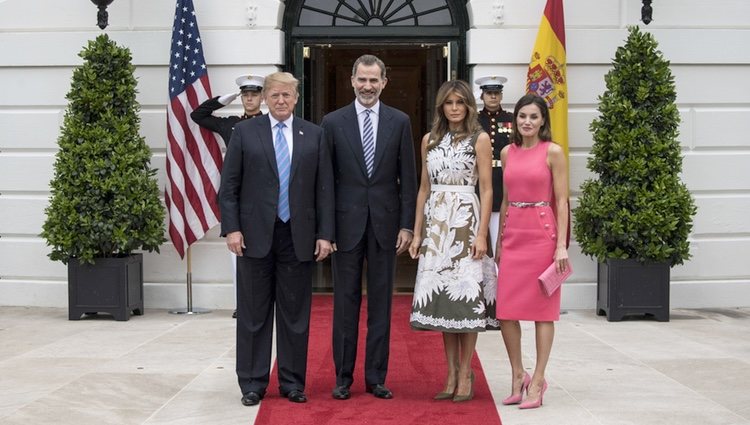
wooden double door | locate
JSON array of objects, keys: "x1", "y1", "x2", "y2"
[{"x1": 300, "y1": 44, "x2": 450, "y2": 291}]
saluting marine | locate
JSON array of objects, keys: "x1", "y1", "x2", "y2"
[
  {"x1": 191, "y1": 74, "x2": 265, "y2": 145},
  {"x1": 475, "y1": 75, "x2": 513, "y2": 253}
]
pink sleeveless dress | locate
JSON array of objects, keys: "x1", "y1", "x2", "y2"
[{"x1": 497, "y1": 141, "x2": 561, "y2": 321}]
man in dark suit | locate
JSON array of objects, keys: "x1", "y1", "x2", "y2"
[
  {"x1": 219, "y1": 72, "x2": 334, "y2": 406},
  {"x1": 321, "y1": 54, "x2": 417, "y2": 400},
  {"x1": 191, "y1": 74, "x2": 264, "y2": 319}
]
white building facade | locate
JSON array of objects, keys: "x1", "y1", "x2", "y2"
[{"x1": 1, "y1": 0, "x2": 749, "y2": 309}]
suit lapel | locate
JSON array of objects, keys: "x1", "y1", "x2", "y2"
[
  {"x1": 373, "y1": 103, "x2": 394, "y2": 176},
  {"x1": 258, "y1": 115, "x2": 278, "y2": 179},
  {"x1": 343, "y1": 103, "x2": 369, "y2": 178}
]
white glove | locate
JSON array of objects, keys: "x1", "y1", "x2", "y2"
[{"x1": 218, "y1": 92, "x2": 239, "y2": 106}]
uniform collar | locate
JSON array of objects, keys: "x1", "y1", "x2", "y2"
[
  {"x1": 240, "y1": 111, "x2": 263, "y2": 121},
  {"x1": 481, "y1": 107, "x2": 505, "y2": 117}
]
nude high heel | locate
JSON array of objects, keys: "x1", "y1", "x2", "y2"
[
  {"x1": 452, "y1": 371, "x2": 474, "y2": 402},
  {"x1": 433, "y1": 390, "x2": 455, "y2": 400},
  {"x1": 519, "y1": 379, "x2": 547, "y2": 409},
  {"x1": 501, "y1": 372, "x2": 531, "y2": 405},
  {"x1": 434, "y1": 371, "x2": 458, "y2": 400}
]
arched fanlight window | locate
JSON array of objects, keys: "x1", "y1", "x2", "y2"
[{"x1": 298, "y1": 0, "x2": 453, "y2": 27}]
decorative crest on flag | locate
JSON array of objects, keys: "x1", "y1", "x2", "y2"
[{"x1": 527, "y1": 52, "x2": 566, "y2": 109}]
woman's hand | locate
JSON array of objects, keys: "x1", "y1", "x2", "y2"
[
  {"x1": 471, "y1": 238, "x2": 487, "y2": 260},
  {"x1": 408, "y1": 235, "x2": 423, "y2": 259},
  {"x1": 554, "y1": 246, "x2": 569, "y2": 273}
]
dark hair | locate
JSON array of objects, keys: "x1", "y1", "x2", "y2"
[
  {"x1": 428, "y1": 80, "x2": 482, "y2": 148},
  {"x1": 352, "y1": 54, "x2": 386, "y2": 80},
  {"x1": 510, "y1": 93, "x2": 552, "y2": 145}
]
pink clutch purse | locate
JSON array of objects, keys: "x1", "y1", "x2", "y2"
[{"x1": 538, "y1": 262, "x2": 572, "y2": 297}]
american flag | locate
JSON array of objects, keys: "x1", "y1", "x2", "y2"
[{"x1": 165, "y1": 0, "x2": 223, "y2": 258}]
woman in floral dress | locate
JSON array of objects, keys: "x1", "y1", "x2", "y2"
[{"x1": 408, "y1": 80, "x2": 498, "y2": 402}]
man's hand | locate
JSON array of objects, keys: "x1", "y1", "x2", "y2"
[
  {"x1": 396, "y1": 229, "x2": 413, "y2": 255},
  {"x1": 226, "y1": 231, "x2": 245, "y2": 256},
  {"x1": 315, "y1": 239, "x2": 334, "y2": 262}
]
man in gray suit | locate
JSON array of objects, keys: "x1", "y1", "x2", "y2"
[
  {"x1": 219, "y1": 72, "x2": 334, "y2": 406},
  {"x1": 321, "y1": 55, "x2": 418, "y2": 400}
]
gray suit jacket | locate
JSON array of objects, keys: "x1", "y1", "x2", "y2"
[
  {"x1": 321, "y1": 102, "x2": 417, "y2": 251},
  {"x1": 219, "y1": 114, "x2": 334, "y2": 261}
]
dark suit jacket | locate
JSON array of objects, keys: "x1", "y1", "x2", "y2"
[
  {"x1": 219, "y1": 115, "x2": 334, "y2": 261},
  {"x1": 190, "y1": 96, "x2": 262, "y2": 145},
  {"x1": 321, "y1": 102, "x2": 417, "y2": 251}
]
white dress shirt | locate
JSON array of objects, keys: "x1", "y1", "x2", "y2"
[
  {"x1": 355, "y1": 100, "x2": 380, "y2": 151},
  {"x1": 268, "y1": 115, "x2": 294, "y2": 158}
]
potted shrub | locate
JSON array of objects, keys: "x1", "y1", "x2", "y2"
[
  {"x1": 573, "y1": 26, "x2": 696, "y2": 322},
  {"x1": 41, "y1": 34, "x2": 166, "y2": 321}
]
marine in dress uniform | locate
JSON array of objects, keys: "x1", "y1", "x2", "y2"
[
  {"x1": 475, "y1": 75, "x2": 513, "y2": 254},
  {"x1": 190, "y1": 74, "x2": 265, "y2": 319},
  {"x1": 190, "y1": 74, "x2": 265, "y2": 145}
]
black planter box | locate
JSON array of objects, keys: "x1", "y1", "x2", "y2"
[
  {"x1": 68, "y1": 254, "x2": 144, "y2": 321},
  {"x1": 596, "y1": 258, "x2": 670, "y2": 322}
]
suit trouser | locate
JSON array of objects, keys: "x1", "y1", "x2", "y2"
[
  {"x1": 332, "y1": 217, "x2": 396, "y2": 388},
  {"x1": 236, "y1": 219, "x2": 312, "y2": 396}
]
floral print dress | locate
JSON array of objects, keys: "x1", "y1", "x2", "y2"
[{"x1": 410, "y1": 132, "x2": 499, "y2": 332}]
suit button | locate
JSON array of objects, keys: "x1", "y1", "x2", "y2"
[
  {"x1": 551, "y1": 234, "x2": 556, "y2": 239},
  {"x1": 544, "y1": 224, "x2": 550, "y2": 228},
  {"x1": 540, "y1": 212, "x2": 546, "y2": 216}
]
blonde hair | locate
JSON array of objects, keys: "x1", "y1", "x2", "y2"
[
  {"x1": 262, "y1": 72, "x2": 299, "y2": 95},
  {"x1": 428, "y1": 80, "x2": 482, "y2": 149}
]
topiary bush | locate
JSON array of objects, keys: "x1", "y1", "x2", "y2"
[
  {"x1": 573, "y1": 26, "x2": 696, "y2": 267},
  {"x1": 42, "y1": 34, "x2": 166, "y2": 265}
]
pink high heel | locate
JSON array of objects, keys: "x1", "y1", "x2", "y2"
[
  {"x1": 519, "y1": 379, "x2": 548, "y2": 409},
  {"x1": 501, "y1": 372, "x2": 531, "y2": 405}
]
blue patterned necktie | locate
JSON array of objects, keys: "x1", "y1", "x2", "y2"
[
  {"x1": 274, "y1": 122, "x2": 291, "y2": 222},
  {"x1": 362, "y1": 109, "x2": 375, "y2": 177}
]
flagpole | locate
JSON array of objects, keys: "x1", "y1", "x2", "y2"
[{"x1": 169, "y1": 245, "x2": 211, "y2": 315}]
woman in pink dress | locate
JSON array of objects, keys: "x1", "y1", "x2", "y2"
[{"x1": 495, "y1": 94, "x2": 570, "y2": 409}]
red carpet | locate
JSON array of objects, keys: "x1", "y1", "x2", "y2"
[{"x1": 254, "y1": 294, "x2": 502, "y2": 425}]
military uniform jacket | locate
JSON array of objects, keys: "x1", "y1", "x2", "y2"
[
  {"x1": 479, "y1": 107, "x2": 514, "y2": 211},
  {"x1": 190, "y1": 96, "x2": 262, "y2": 145}
]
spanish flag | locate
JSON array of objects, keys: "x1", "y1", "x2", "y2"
[{"x1": 526, "y1": 0, "x2": 568, "y2": 157}]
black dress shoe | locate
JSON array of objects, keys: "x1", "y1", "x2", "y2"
[
  {"x1": 366, "y1": 384, "x2": 393, "y2": 399},
  {"x1": 332, "y1": 385, "x2": 351, "y2": 400},
  {"x1": 281, "y1": 389, "x2": 307, "y2": 403},
  {"x1": 232, "y1": 310, "x2": 237, "y2": 318},
  {"x1": 241, "y1": 391, "x2": 263, "y2": 406}
]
